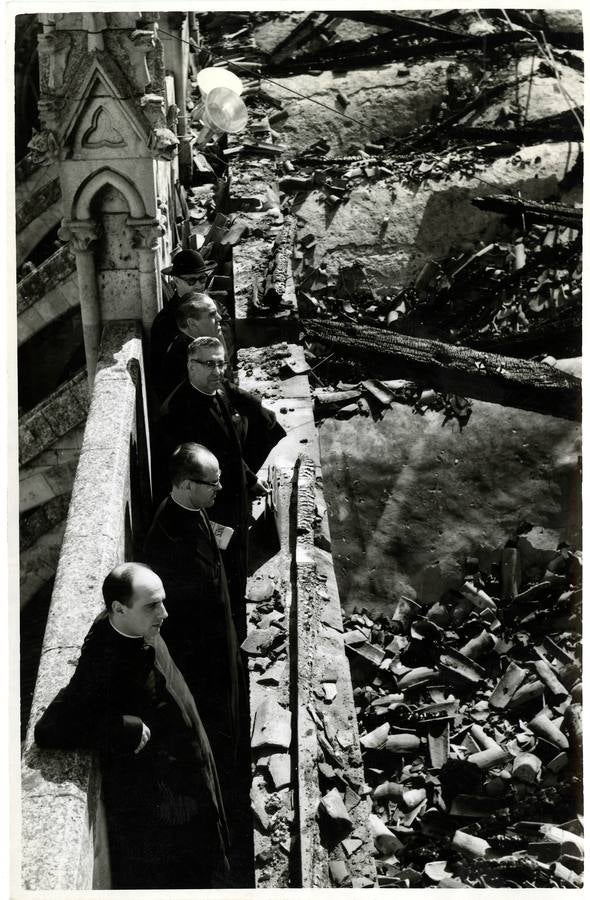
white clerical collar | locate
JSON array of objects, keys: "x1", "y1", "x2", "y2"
[
  {"x1": 189, "y1": 381, "x2": 218, "y2": 397},
  {"x1": 171, "y1": 494, "x2": 202, "y2": 513},
  {"x1": 109, "y1": 619, "x2": 143, "y2": 639}
]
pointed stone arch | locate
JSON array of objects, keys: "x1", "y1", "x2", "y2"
[{"x1": 71, "y1": 166, "x2": 146, "y2": 221}]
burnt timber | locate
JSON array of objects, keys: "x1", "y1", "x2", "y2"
[{"x1": 304, "y1": 318, "x2": 581, "y2": 422}]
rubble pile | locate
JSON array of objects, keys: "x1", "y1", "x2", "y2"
[
  {"x1": 342, "y1": 533, "x2": 583, "y2": 888},
  {"x1": 383, "y1": 221, "x2": 582, "y2": 353},
  {"x1": 312, "y1": 378, "x2": 472, "y2": 432},
  {"x1": 242, "y1": 573, "x2": 295, "y2": 885},
  {"x1": 290, "y1": 214, "x2": 581, "y2": 361}
]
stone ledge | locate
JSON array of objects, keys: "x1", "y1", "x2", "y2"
[
  {"x1": 238, "y1": 347, "x2": 374, "y2": 887},
  {"x1": 21, "y1": 320, "x2": 146, "y2": 891}
]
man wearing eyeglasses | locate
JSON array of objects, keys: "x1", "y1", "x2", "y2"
[
  {"x1": 144, "y1": 443, "x2": 242, "y2": 791},
  {"x1": 150, "y1": 249, "x2": 217, "y2": 399},
  {"x1": 159, "y1": 337, "x2": 285, "y2": 640},
  {"x1": 152, "y1": 292, "x2": 233, "y2": 403}
]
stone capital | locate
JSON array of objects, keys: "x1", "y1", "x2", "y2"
[
  {"x1": 59, "y1": 220, "x2": 101, "y2": 252},
  {"x1": 128, "y1": 218, "x2": 166, "y2": 252}
]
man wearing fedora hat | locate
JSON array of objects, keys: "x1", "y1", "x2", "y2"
[{"x1": 151, "y1": 249, "x2": 217, "y2": 399}]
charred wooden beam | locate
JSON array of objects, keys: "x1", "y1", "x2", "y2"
[
  {"x1": 400, "y1": 75, "x2": 534, "y2": 151},
  {"x1": 263, "y1": 216, "x2": 296, "y2": 305},
  {"x1": 338, "y1": 10, "x2": 463, "y2": 39},
  {"x1": 303, "y1": 318, "x2": 581, "y2": 421},
  {"x1": 266, "y1": 31, "x2": 535, "y2": 76},
  {"x1": 268, "y1": 12, "x2": 335, "y2": 65},
  {"x1": 471, "y1": 195, "x2": 583, "y2": 228},
  {"x1": 451, "y1": 107, "x2": 584, "y2": 145}
]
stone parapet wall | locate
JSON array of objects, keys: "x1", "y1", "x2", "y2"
[
  {"x1": 238, "y1": 344, "x2": 375, "y2": 887},
  {"x1": 21, "y1": 320, "x2": 150, "y2": 890}
]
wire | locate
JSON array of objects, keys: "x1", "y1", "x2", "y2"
[
  {"x1": 157, "y1": 23, "x2": 581, "y2": 199},
  {"x1": 158, "y1": 25, "x2": 397, "y2": 136}
]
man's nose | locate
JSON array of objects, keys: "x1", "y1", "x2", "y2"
[{"x1": 160, "y1": 604, "x2": 168, "y2": 620}]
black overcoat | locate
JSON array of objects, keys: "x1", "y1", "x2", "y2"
[
  {"x1": 160, "y1": 382, "x2": 254, "y2": 616},
  {"x1": 34, "y1": 612, "x2": 229, "y2": 888},
  {"x1": 143, "y1": 497, "x2": 242, "y2": 773}
]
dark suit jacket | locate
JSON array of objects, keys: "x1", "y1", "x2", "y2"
[
  {"x1": 143, "y1": 497, "x2": 241, "y2": 769},
  {"x1": 34, "y1": 612, "x2": 229, "y2": 885},
  {"x1": 150, "y1": 289, "x2": 184, "y2": 399}
]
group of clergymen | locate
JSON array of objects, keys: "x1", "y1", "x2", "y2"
[{"x1": 34, "y1": 250, "x2": 287, "y2": 888}]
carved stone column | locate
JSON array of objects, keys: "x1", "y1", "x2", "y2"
[
  {"x1": 59, "y1": 220, "x2": 102, "y2": 390},
  {"x1": 129, "y1": 218, "x2": 166, "y2": 338}
]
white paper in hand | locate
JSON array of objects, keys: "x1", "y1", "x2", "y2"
[{"x1": 209, "y1": 521, "x2": 235, "y2": 550}]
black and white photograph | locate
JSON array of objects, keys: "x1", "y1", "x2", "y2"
[{"x1": 10, "y1": 3, "x2": 583, "y2": 893}]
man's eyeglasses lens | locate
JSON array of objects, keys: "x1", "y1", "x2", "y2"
[
  {"x1": 190, "y1": 359, "x2": 225, "y2": 370},
  {"x1": 192, "y1": 478, "x2": 221, "y2": 488}
]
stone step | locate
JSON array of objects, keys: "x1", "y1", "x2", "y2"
[
  {"x1": 19, "y1": 371, "x2": 89, "y2": 466},
  {"x1": 17, "y1": 246, "x2": 78, "y2": 347}
]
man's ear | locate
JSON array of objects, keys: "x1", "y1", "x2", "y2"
[{"x1": 112, "y1": 600, "x2": 126, "y2": 617}]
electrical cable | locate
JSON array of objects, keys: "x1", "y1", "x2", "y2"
[{"x1": 157, "y1": 22, "x2": 581, "y2": 199}]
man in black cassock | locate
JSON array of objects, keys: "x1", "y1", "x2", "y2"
[
  {"x1": 144, "y1": 442, "x2": 243, "y2": 782},
  {"x1": 158, "y1": 337, "x2": 285, "y2": 640},
  {"x1": 34, "y1": 563, "x2": 229, "y2": 890}
]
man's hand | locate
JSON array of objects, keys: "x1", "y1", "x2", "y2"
[
  {"x1": 134, "y1": 721, "x2": 151, "y2": 754},
  {"x1": 249, "y1": 479, "x2": 271, "y2": 499}
]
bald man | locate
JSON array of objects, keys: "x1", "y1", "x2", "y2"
[{"x1": 34, "y1": 563, "x2": 229, "y2": 889}]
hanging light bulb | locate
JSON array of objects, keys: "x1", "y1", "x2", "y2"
[
  {"x1": 195, "y1": 86, "x2": 248, "y2": 146},
  {"x1": 191, "y1": 66, "x2": 244, "y2": 128},
  {"x1": 197, "y1": 66, "x2": 244, "y2": 97}
]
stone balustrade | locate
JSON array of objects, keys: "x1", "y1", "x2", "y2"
[{"x1": 20, "y1": 320, "x2": 152, "y2": 890}]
